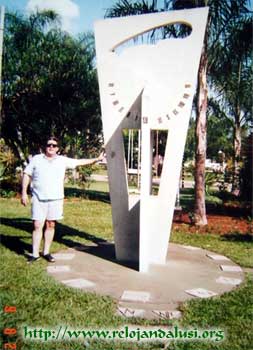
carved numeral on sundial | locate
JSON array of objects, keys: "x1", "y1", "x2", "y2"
[
  {"x1": 143, "y1": 117, "x2": 148, "y2": 124},
  {"x1": 119, "y1": 107, "x2": 124, "y2": 113},
  {"x1": 183, "y1": 93, "x2": 190, "y2": 99},
  {"x1": 158, "y1": 117, "x2": 162, "y2": 124},
  {"x1": 185, "y1": 83, "x2": 191, "y2": 88},
  {"x1": 178, "y1": 101, "x2": 185, "y2": 108},
  {"x1": 173, "y1": 109, "x2": 179, "y2": 115},
  {"x1": 113, "y1": 100, "x2": 119, "y2": 105},
  {"x1": 166, "y1": 114, "x2": 170, "y2": 120},
  {"x1": 108, "y1": 83, "x2": 114, "y2": 87}
]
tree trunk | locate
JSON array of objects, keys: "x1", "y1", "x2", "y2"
[
  {"x1": 194, "y1": 50, "x2": 208, "y2": 226},
  {"x1": 232, "y1": 120, "x2": 241, "y2": 195},
  {"x1": 232, "y1": 62, "x2": 242, "y2": 195}
]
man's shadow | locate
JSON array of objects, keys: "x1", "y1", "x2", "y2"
[{"x1": 0, "y1": 217, "x2": 139, "y2": 270}]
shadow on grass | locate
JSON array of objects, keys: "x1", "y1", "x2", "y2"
[
  {"x1": 1, "y1": 233, "x2": 31, "y2": 257},
  {"x1": 221, "y1": 232, "x2": 253, "y2": 243},
  {"x1": 65, "y1": 187, "x2": 110, "y2": 204},
  {"x1": 0, "y1": 217, "x2": 138, "y2": 270}
]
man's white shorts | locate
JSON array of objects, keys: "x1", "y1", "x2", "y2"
[{"x1": 31, "y1": 195, "x2": 64, "y2": 221}]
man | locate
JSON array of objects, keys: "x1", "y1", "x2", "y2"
[{"x1": 21, "y1": 136, "x2": 104, "y2": 263}]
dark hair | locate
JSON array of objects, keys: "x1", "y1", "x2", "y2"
[
  {"x1": 44, "y1": 136, "x2": 60, "y2": 152},
  {"x1": 46, "y1": 136, "x2": 59, "y2": 145}
]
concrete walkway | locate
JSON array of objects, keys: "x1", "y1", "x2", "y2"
[
  {"x1": 90, "y1": 174, "x2": 194, "y2": 188},
  {"x1": 47, "y1": 243, "x2": 244, "y2": 320}
]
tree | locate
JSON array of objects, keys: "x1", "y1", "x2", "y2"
[
  {"x1": 209, "y1": 16, "x2": 252, "y2": 193},
  {"x1": 2, "y1": 10, "x2": 101, "y2": 163},
  {"x1": 240, "y1": 133, "x2": 253, "y2": 201},
  {"x1": 206, "y1": 114, "x2": 233, "y2": 160},
  {"x1": 171, "y1": 0, "x2": 251, "y2": 224},
  {"x1": 105, "y1": 0, "x2": 252, "y2": 225}
]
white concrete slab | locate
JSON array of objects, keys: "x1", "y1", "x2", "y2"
[
  {"x1": 62, "y1": 278, "x2": 95, "y2": 288},
  {"x1": 52, "y1": 253, "x2": 75, "y2": 260},
  {"x1": 152, "y1": 310, "x2": 182, "y2": 319},
  {"x1": 206, "y1": 254, "x2": 230, "y2": 261},
  {"x1": 185, "y1": 288, "x2": 218, "y2": 298},
  {"x1": 216, "y1": 276, "x2": 242, "y2": 285},
  {"x1": 220, "y1": 265, "x2": 242, "y2": 272},
  {"x1": 121, "y1": 290, "x2": 150, "y2": 302},
  {"x1": 117, "y1": 307, "x2": 145, "y2": 318},
  {"x1": 182, "y1": 245, "x2": 201, "y2": 251},
  {"x1": 168, "y1": 310, "x2": 182, "y2": 319},
  {"x1": 47, "y1": 265, "x2": 70, "y2": 273}
]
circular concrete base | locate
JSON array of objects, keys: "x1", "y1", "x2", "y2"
[{"x1": 47, "y1": 243, "x2": 244, "y2": 319}]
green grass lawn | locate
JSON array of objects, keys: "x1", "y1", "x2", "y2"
[{"x1": 0, "y1": 187, "x2": 252, "y2": 350}]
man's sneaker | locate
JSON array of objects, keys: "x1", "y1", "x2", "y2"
[
  {"x1": 43, "y1": 254, "x2": 55, "y2": 263},
  {"x1": 27, "y1": 256, "x2": 40, "y2": 263}
]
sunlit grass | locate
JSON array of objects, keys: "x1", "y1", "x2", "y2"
[{"x1": 0, "y1": 189, "x2": 252, "y2": 350}]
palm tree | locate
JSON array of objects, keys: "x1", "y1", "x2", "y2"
[
  {"x1": 172, "y1": 0, "x2": 251, "y2": 224},
  {"x1": 0, "y1": 6, "x2": 5, "y2": 116},
  {"x1": 105, "y1": 0, "x2": 252, "y2": 225},
  {"x1": 210, "y1": 17, "x2": 252, "y2": 194},
  {"x1": 2, "y1": 10, "x2": 59, "y2": 162}
]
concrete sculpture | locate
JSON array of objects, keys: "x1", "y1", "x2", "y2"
[{"x1": 94, "y1": 8, "x2": 208, "y2": 272}]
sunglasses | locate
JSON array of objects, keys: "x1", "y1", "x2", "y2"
[{"x1": 46, "y1": 143, "x2": 58, "y2": 148}]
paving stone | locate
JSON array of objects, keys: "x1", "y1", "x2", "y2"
[
  {"x1": 121, "y1": 290, "x2": 150, "y2": 302},
  {"x1": 47, "y1": 265, "x2": 70, "y2": 273},
  {"x1": 181, "y1": 245, "x2": 201, "y2": 250},
  {"x1": 117, "y1": 306, "x2": 145, "y2": 318},
  {"x1": 152, "y1": 310, "x2": 182, "y2": 319},
  {"x1": 62, "y1": 278, "x2": 95, "y2": 288},
  {"x1": 98, "y1": 241, "x2": 114, "y2": 246},
  {"x1": 206, "y1": 254, "x2": 230, "y2": 261},
  {"x1": 52, "y1": 253, "x2": 75, "y2": 260},
  {"x1": 220, "y1": 265, "x2": 242, "y2": 272},
  {"x1": 46, "y1": 243, "x2": 244, "y2": 318},
  {"x1": 169, "y1": 310, "x2": 182, "y2": 319},
  {"x1": 185, "y1": 288, "x2": 218, "y2": 298},
  {"x1": 73, "y1": 246, "x2": 89, "y2": 251},
  {"x1": 216, "y1": 276, "x2": 242, "y2": 285}
]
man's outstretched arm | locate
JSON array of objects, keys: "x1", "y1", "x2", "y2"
[
  {"x1": 75, "y1": 151, "x2": 105, "y2": 167},
  {"x1": 21, "y1": 173, "x2": 31, "y2": 206}
]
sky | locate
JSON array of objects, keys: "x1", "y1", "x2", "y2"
[
  {"x1": 0, "y1": 0, "x2": 127, "y2": 35},
  {"x1": 1, "y1": 0, "x2": 252, "y2": 35}
]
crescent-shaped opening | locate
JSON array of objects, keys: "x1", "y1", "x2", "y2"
[{"x1": 111, "y1": 21, "x2": 192, "y2": 54}]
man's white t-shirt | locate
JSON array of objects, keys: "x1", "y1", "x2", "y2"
[{"x1": 24, "y1": 154, "x2": 79, "y2": 200}]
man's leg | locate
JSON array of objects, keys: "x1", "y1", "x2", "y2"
[
  {"x1": 43, "y1": 220, "x2": 55, "y2": 256},
  {"x1": 42, "y1": 199, "x2": 63, "y2": 261},
  {"x1": 32, "y1": 220, "x2": 44, "y2": 258}
]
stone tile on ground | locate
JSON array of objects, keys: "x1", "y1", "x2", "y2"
[
  {"x1": 216, "y1": 276, "x2": 242, "y2": 285},
  {"x1": 117, "y1": 307, "x2": 145, "y2": 318},
  {"x1": 47, "y1": 265, "x2": 70, "y2": 273},
  {"x1": 152, "y1": 310, "x2": 182, "y2": 320},
  {"x1": 121, "y1": 291, "x2": 151, "y2": 302},
  {"x1": 53, "y1": 253, "x2": 75, "y2": 260},
  {"x1": 116, "y1": 307, "x2": 182, "y2": 320},
  {"x1": 62, "y1": 278, "x2": 95, "y2": 288},
  {"x1": 206, "y1": 254, "x2": 230, "y2": 261},
  {"x1": 185, "y1": 288, "x2": 218, "y2": 298},
  {"x1": 220, "y1": 265, "x2": 243, "y2": 272}
]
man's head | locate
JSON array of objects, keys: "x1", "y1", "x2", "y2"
[{"x1": 45, "y1": 136, "x2": 59, "y2": 157}]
